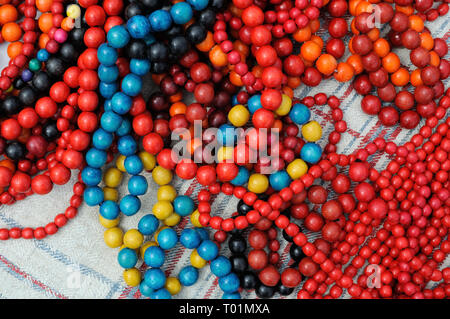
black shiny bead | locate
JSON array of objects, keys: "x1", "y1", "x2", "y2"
[
  {"x1": 229, "y1": 228, "x2": 243, "y2": 236},
  {"x1": 164, "y1": 24, "x2": 182, "y2": 38},
  {"x1": 1, "y1": 96, "x2": 21, "y2": 115},
  {"x1": 141, "y1": 0, "x2": 164, "y2": 11},
  {"x1": 125, "y1": 2, "x2": 144, "y2": 19},
  {"x1": 46, "y1": 57, "x2": 65, "y2": 77},
  {"x1": 42, "y1": 122, "x2": 60, "y2": 141},
  {"x1": 5, "y1": 142, "x2": 26, "y2": 161},
  {"x1": 70, "y1": 28, "x2": 85, "y2": 47},
  {"x1": 59, "y1": 43, "x2": 77, "y2": 62},
  {"x1": 282, "y1": 229, "x2": 294, "y2": 242},
  {"x1": 277, "y1": 283, "x2": 294, "y2": 296},
  {"x1": 211, "y1": 0, "x2": 226, "y2": 11},
  {"x1": 18, "y1": 86, "x2": 36, "y2": 106},
  {"x1": 198, "y1": 9, "x2": 216, "y2": 29},
  {"x1": 237, "y1": 199, "x2": 252, "y2": 215},
  {"x1": 148, "y1": 42, "x2": 169, "y2": 62},
  {"x1": 240, "y1": 271, "x2": 258, "y2": 290},
  {"x1": 186, "y1": 23, "x2": 207, "y2": 45},
  {"x1": 151, "y1": 62, "x2": 168, "y2": 74},
  {"x1": 32, "y1": 72, "x2": 50, "y2": 92},
  {"x1": 13, "y1": 78, "x2": 25, "y2": 90},
  {"x1": 290, "y1": 244, "x2": 306, "y2": 261},
  {"x1": 256, "y1": 282, "x2": 276, "y2": 299},
  {"x1": 229, "y1": 235, "x2": 247, "y2": 254},
  {"x1": 230, "y1": 255, "x2": 248, "y2": 274},
  {"x1": 169, "y1": 36, "x2": 190, "y2": 58},
  {"x1": 126, "y1": 40, "x2": 147, "y2": 59}
]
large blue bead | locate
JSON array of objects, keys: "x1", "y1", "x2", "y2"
[
  {"x1": 138, "y1": 215, "x2": 159, "y2": 236},
  {"x1": 117, "y1": 135, "x2": 137, "y2": 156},
  {"x1": 92, "y1": 128, "x2": 113, "y2": 150},
  {"x1": 119, "y1": 195, "x2": 141, "y2": 216},
  {"x1": 85, "y1": 148, "x2": 107, "y2": 168},
  {"x1": 111, "y1": 92, "x2": 132, "y2": 115},
  {"x1": 170, "y1": 2, "x2": 193, "y2": 25},
  {"x1": 148, "y1": 10, "x2": 172, "y2": 32},
  {"x1": 121, "y1": 74, "x2": 142, "y2": 97},
  {"x1": 100, "y1": 111, "x2": 122, "y2": 132},
  {"x1": 300, "y1": 142, "x2": 322, "y2": 164},
  {"x1": 98, "y1": 64, "x2": 119, "y2": 83},
  {"x1": 97, "y1": 44, "x2": 118, "y2": 66},
  {"x1": 107, "y1": 25, "x2": 130, "y2": 48},
  {"x1": 289, "y1": 103, "x2": 310, "y2": 125},
  {"x1": 127, "y1": 15, "x2": 151, "y2": 38},
  {"x1": 83, "y1": 186, "x2": 104, "y2": 206}
]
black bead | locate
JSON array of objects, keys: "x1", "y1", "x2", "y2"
[
  {"x1": 151, "y1": 62, "x2": 169, "y2": 74},
  {"x1": 237, "y1": 199, "x2": 252, "y2": 215},
  {"x1": 230, "y1": 255, "x2": 248, "y2": 274},
  {"x1": 164, "y1": 24, "x2": 182, "y2": 38},
  {"x1": 277, "y1": 284, "x2": 294, "y2": 296},
  {"x1": 169, "y1": 36, "x2": 190, "y2": 58},
  {"x1": 42, "y1": 122, "x2": 60, "y2": 141},
  {"x1": 59, "y1": 43, "x2": 77, "y2": 62},
  {"x1": 141, "y1": 0, "x2": 164, "y2": 11},
  {"x1": 18, "y1": 86, "x2": 37, "y2": 106},
  {"x1": 186, "y1": 23, "x2": 207, "y2": 45},
  {"x1": 125, "y1": 2, "x2": 144, "y2": 19},
  {"x1": 255, "y1": 282, "x2": 276, "y2": 299},
  {"x1": 282, "y1": 229, "x2": 294, "y2": 242},
  {"x1": 1, "y1": 96, "x2": 21, "y2": 115},
  {"x1": 32, "y1": 72, "x2": 50, "y2": 92},
  {"x1": 240, "y1": 271, "x2": 258, "y2": 290},
  {"x1": 258, "y1": 193, "x2": 269, "y2": 201},
  {"x1": 70, "y1": 28, "x2": 86, "y2": 47},
  {"x1": 46, "y1": 57, "x2": 65, "y2": 77},
  {"x1": 211, "y1": 0, "x2": 226, "y2": 11},
  {"x1": 126, "y1": 40, "x2": 147, "y2": 59},
  {"x1": 290, "y1": 244, "x2": 306, "y2": 261},
  {"x1": 229, "y1": 235, "x2": 247, "y2": 254},
  {"x1": 148, "y1": 42, "x2": 169, "y2": 62},
  {"x1": 198, "y1": 9, "x2": 216, "y2": 29},
  {"x1": 5, "y1": 142, "x2": 26, "y2": 161},
  {"x1": 13, "y1": 78, "x2": 26, "y2": 90}
]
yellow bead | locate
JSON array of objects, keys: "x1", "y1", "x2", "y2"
[
  {"x1": 275, "y1": 94, "x2": 293, "y2": 116},
  {"x1": 152, "y1": 200, "x2": 173, "y2": 220},
  {"x1": 116, "y1": 155, "x2": 126, "y2": 172},
  {"x1": 301, "y1": 120, "x2": 322, "y2": 142},
  {"x1": 152, "y1": 166, "x2": 173, "y2": 186},
  {"x1": 99, "y1": 214, "x2": 119, "y2": 228},
  {"x1": 217, "y1": 146, "x2": 234, "y2": 162},
  {"x1": 228, "y1": 104, "x2": 250, "y2": 127},
  {"x1": 103, "y1": 187, "x2": 118, "y2": 201},
  {"x1": 123, "y1": 229, "x2": 144, "y2": 249},
  {"x1": 157, "y1": 185, "x2": 177, "y2": 202},
  {"x1": 154, "y1": 226, "x2": 169, "y2": 245},
  {"x1": 6, "y1": 85, "x2": 13, "y2": 93},
  {"x1": 190, "y1": 249, "x2": 207, "y2": 268},
  {"x1": 104, "y1": 167, "x2": 122, "y2": 187},
  {"x1": 164, "y1": 213, "x2": 181, "y2": 226},
  {"x1": 165, "y1": 277, "x2": 182, "y2": 295},
  {"x1": 123, "y1": 268, "x2": 141, "y2": 287},
  {"x1": 190, "y1": 209, "x2": 202, "y2": 227},
  {"x1": 104, "y1": 227, "x2": 123, "y2": 248},
  {"x1": 140, "y1": 241, "x2": 157, "y2": 258},
  {"x1": 248, "y1": 173, "x2": 269, "y2": 194},
  {"x1": 287, "y1": 159, "x2": 308, "y2": 179},
  {"x1": 66, "y1": 4, "x2": 81, "y2": 19},
  {"x1": 138, "y1": 151, "x2": 156, "y2": 171}
]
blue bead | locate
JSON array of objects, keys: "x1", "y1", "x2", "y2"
[
  {"x1": 222, "y1": 292, "x2": 241, "y2": 299},
  {"x1": 144, "y1": 33, "x2": 156, "y2": 46},
  {"x1": 217, "y1": 124, "x2": 236, "y2": 146},
  {"x1": 120, "y1": 195, "x2": 141, "y2": 216},
  {"x1": 179, "y1": 266, "x2": 199, "y2": 286},
  {"x1": 187, "y1": 0, "x2": 209, "y2": 10},
  {"x1": 103, "y1": 99, "x2": 113, "y2": 112},
  {"x1": 144, "y1": 246, "x2": 165, "y2": 268},
  {"x1": 231, "y1": 94, "x2": 239, "y2": 106},
  {"x1": 122, "y1": 74, "x2": 142, "y2": 97},
  {"x1": 81, "y1": 166, "x2": 102, "y2": 186},
  {"x1": 117, "y1": 248, "x2": 138, "y2": 268},
  {"x1": 93, "y1": 128, "x2": 113, "y2": 150},
  {"x1": 124, "y1": 155, "x2": 143, "y2": 175},
  {"x1": 248, "y1": 94, "x2": 262, "y2": 114},
  {"x1": 130, "y1": 59, "x2": 150, "y2": 76},
  {"x1": 138, "y1": 214, "x2": 159, "y2": 236},
  {"x1": 173, "y1": 195, "x2": 194, "y2": 217},
  {"x1": 97, "y1": 44, "x2": 118, "y2": 66},
  {"x1": 21, "y1": 69, "x2": 33, "y2": 82},
  {"x1": 37, "y1": 49, "x2": 49, "y2": 62},
  {"x1": 269, "y1": 170, "x2": 292, "y2": 191},
  {"x1": 197, "y1": 240, "x2": 218, "y2": 261},
  {"x1": 85, "y1": 148, "x2": 107, "y2": 168},
  {"x1": 101, "y1": 111, "x2": 122, "y2": 132},
  {"x1": 83, "y1": 186, "x2": 104, "y2": 206},
  {"x1": 179, "y1": 228, "x2": 201, "y2": 249},
  {"x1": 128, "y1": 175, "x2": 148, "y2": 196},
  {"x1": 98, "y1": 64, "x2": 119, "y2": 83},
  {"x1": 148, "y1": 10, "x2": 172, "y2": 32},
  {"x1": 99, "y1": 200, "x2": 120, "y2": 220},
  {"x1": 196, "y1": 228, "x2": 209, "y2": 241},
  {"x1": 127, "y1": 15, "x2": 151, "y2": 38},
  {"x1": 139, "y1": 281, "x2": 154, "y2": 297},
  {"x1": 116, "y1": 118, "x2": 131, "y2": 137},
  {"x1": 210, "y1": 256, "x2": 232, "y2": 278},
  {"x1": 218, "y1": 273, "x2": 240, "y2": 293},
  {"x1": 117, "y1": 135, "x2": 137, "y2": 156},
  {"x1": 107, "y1": 25, "x2": 130, "y2": 48},
  {"x1": 289, "y1": 103, "x2": 310, "y2": 125},
  {"x1": 231, "y1": 166, "x2": 249, "y2": 186},
  {"x1": 157, "y1": 228, "x2": 178, "y2": 250},
  {"x1": 170, "y1": 2, "x2": 193, "y2": 24},
  {"x1": 144, "y1": 268, "x2": 166, "y2": 289},
  {"x1": 111, "y1": 92, "x2": 132, "y2": 115},
  {"x1": 150, "y1": 288, "x2": 171, "y2": 299},
  {"x1": 300, "y1": 142, "x2": 322, "y2": 164},
  {"x1": 99, "y1": 81, "x2": 118, "y2": 99}
]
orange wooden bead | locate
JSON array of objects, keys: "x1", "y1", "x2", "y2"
[
  {"x1": 196, "y1": 31, "x2": 214, "y2": 52},
  {"x1": 391, "y1": 68, "x2": 410, "y2": 87},
  {"x1": 347, "y1": 55, "x2": 363, "y2": 74},
  {"x1": 61, "y1": 17, "x2": 75, "y2": 31},
  {"x1": 334, "y1": 62, "x2": 355, "y2": 82},
  {"x1": 316, "y1": 54, "x2": 337, "y2": 76},
  {"x1": 1, "y1": 22, "x2": 22, "y2": 42},
  {"x1": 0, "y1": 4, "x2": 17, "y2": 24},
  {"x1": 7, "y1": 41, "x2": 22, "y2": 59},
  {"x1": 38, "y1": 12, "x2": 54, "y2": 33},
  {"x1": 350, "y1": 19, "x2": 360, "y2": 35},
  {"x1": 170, "y1": 102, "x2": 186, "y2": 117},
  {"x1": 36, "y1": 0, "x2": 52, "y2": 12},
  {"x1": 349, "y1": 0, "x2": 362, "y2": 16},
  {"x1": 252, "y1": 65, "x2": 264, "y2": 78},
  {"x1": 373, "y1": 38, "x2": 390, "y2": 57},
  {"x1": 355, "y1": 1, "x2": 373, "y2": 15},
  {"x1": 282, "y1": 86, "x2": 294, "y2": 99},
  {"x1": 39, "y1": 33, "x2": 50, "y2": 49},
  {"x1": 169, "y1": 91, "x2": 183, "y2": 103},
  {"x1": 0, "y1": 159, "x2": 15, "y2": 173},
  {"x1": 420, "y1": 32, "x2": 434, "y2": 51},
  {"x1": 209, "y1": 45, "x2": 228, "y2": 67},
  {"x1": 311, "y1": 35, "x2": 324, "y2": 49},
  {"x1": 272, "y1": 119, "x2": 283, "y2": 131},
  {"x1": 301, "y1": 41, "x2": 321, "y2": 62},
  {"x1": 410, "y1": 69, "x2": 423, "y2": 86},
  {"x1": 409, "y1": 15, "x2": 424, "y2": 32},
  {"x1": 233, "y1": 40, "x2": 249, "y2": 58},
  {"x1": 287, "y1": 76, "x2": 301, "y2": 89},
  {"x1": 429, "y1": 51, "x2": 440, "y2": 67},
  {"x1": 293, "y1": 26, "x2": 312, "y2": 42},
  {"x1": 382, "y1": 52, "x2": 400, "y2": 73},
  {"x1": 229, "y1": 70, "x2": 243, "y2": 86},
  {"x1": 367, "y1": 28, "x2": 379, "y2": 42},
  {"x1": 395, "y1": 4, "x2": 414, "y2": 16},
  {"x1": 309, "y1": 19, "x2": 320, "y2": 33}
]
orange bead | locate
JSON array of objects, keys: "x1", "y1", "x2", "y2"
[
  {"x1": 311, "y1": 35, "x2": 324, "y2": 49},
  {"x1": 287, "y1": 76, "x2": 301, "y2": 89},
  {"x1": 282, "y1": 86, "x2": 294, "y2": 99},
  {"x1": 350, "y1": 19, "x2": 360, "y2": 35},
  {"x1": 188, "y1": 138, "x2": 202, "y2": 154},
  {"x1": 272, "y1": 119, "x2": 283, "y2": 131},
  {"x1": 36, "y1": 0, "x2": 52, "y2": 12},
  {"x1": 252, "y1": 65, "x2": 264, "y2": 78},
  {"x1": 367, "y1": 28, "x2": 379, "y2": 42},
  {"x1": 355, "y1": 1, "x2": 373, "y2": 15},
  {"x1": 347, "y1": 55, "x2": 363, "y2": 74},
  {"x1": 1, "y1": 22, "x2": 22, "y2": 42},
  {"x1": 395, "y1": 5, "x2": 413, "y2": 16},
  {"x1": 233, "y1": 40, "x2": 249, "y2": 58},
  {"x1": 196, "y1": 31, "x2": 214, "y2": 52},
  {"x1": 229, "y1": 3, "x2": 243, "y2": 17},
  {"x1": 0, "y1": 159, "x2": 15, "y2": 173},
  {"x1": 420, "y1": 32, "x2": 434, "y2": 51},
  {"x1": 39, "y1": 33, "x2": 50, "y2": 49},
  {"x1": 169, "y1": 91, "x2": 183, "y2": 103},
  {"x1": 409, "y1": 15, "x2": 424, "y2": 32},
  {"x1": 309, "y1": 19, "x2": 320, "y2": 33},
  {"x1": 38, "y1": 13, "x2": 53, "y2": 33},
  {"x1": 348, "y1": 37, "x2": 356, "y2": 54},
  {"x1": 349, "y1": 0, "x2": 362, "y2": 16},
  {"x1": 390, "y1": 68, "x2": 410, "y2": 87},
  {"x1": 316, "y1": 54, "x2": 337, "y2": 76},
  {"x1": 229, "y1": 70, "x2": 243, "y2": 86},
  {"x1": 373, "y1": 38, "x2": 390, "y2": 57},
  {"x1": 301, "y1": 41, "x2": 321, "y2": 62},
  {"x1": 429, "y1": 51, "x2": 440, "y2": 67},
  {"x1": 0, "y1": 4, "x2": 17, "y2": 24},
  {"x1": 334, "y1": 62, "x2": 355, "y2": 82},
  {"x1": 7, "y1": 41, "x2": 22, "y2": 59},
  {"x1": 209, "y1": 45, "x2": 228, "y2": 67},
  {"x1": 382, "y1": 52, "x2": 400, "y2": 73},
  {"x1": 293, "y1": 26, "x2": 311, "y2": 42},
  {"x1": 410, "y1": 69, "x2": 423, "y2": 87},
  {"x1": 61, "y1": 17, "x2": 75, "y2": 31},
  {"x1": 169, "y1": 102, "x2": 186, "y2": 117}
]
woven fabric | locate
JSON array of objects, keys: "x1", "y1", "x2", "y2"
[{"x1": 0, "y1": 18, "x2": 449, "y2": 299}]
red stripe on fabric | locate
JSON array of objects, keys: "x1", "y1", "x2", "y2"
[
  {"x1": 338, "y1": 84, "x2": 354, "y2": 102},
  {"x1": 312, "y1": 108, "x2": 361, "y2": 139},
  {"x1": 0, "y1": 254, "x2": 68, "y2": 299},
  {"x1": 203, "y1": 277, "x2": 219, "y2": 299}
]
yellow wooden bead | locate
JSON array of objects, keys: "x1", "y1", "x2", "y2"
[
  {"x1": 157, "y1": 185, "x2": 177, "y2": 202},
  {"x1": 138, "y1": 151, "x2": 156, "y2": 171},
  {"x1": 123, "y1": 268, "x2": 141, "y2": 287},
  {"x1": 248, "y1": 173, "x2": 269, "y2": 194},
  {"x1": 103, "y1": 187, "x2": 118, "y2": 201},
  {"x1": 165, "y1": 277, "x2": 182, "y2": 295},
  {"x1": 217, "y1": 146, "x2": 234, "y2": 162},
  {"x1": 275, "y1": 94, "x2": 293, "y2": 116},
  {"x1": 152, "y1": 200, "x2": 173, "y2": 220},
  {"x1": 152, "y1": 166, "x2": 173, "y2": 185},
  {"x1": 190, "y1": 249, "x2": 207, "y2": 268},
  {"x1": 123, "y1": 229, "x2": 144, "y2": 249},
  {"x1": 104, "y1": 167, "x2": 122, "y2": 187},
  {"x1": 104, "y1": 227, "x2": 123, "y2": 248},
  {"x1": 116, "y1": 155, "x2": 126, "y2": 172},
  {"x1": 287, "y1": 158, "x2": 308, "y2": 179},
  {"x1": 99, "y1": 214, "x2": 119, "y2": 228},
  {"x1": 164, "y1": 213, "x2": 181, "y2": 226},
  {"x1": 140, "y1": 241, "x2": 157, "y2": 258},
  {"x1": 228, "y1": 104, "x2": 250, "y2": 127},
  {"x1": 301, "y1": 120, "x2": 322, "y2": 142},
  {"x1": 66, "y1": 4, "x2": 81, "y2": 19},
  {"x1": 190, "y1": 209, "x2": 202, "y2": 227}
]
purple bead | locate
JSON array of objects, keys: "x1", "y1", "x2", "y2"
[{"x1": 21, "y1": 69, "x2": 33, "y2": 82}]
